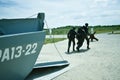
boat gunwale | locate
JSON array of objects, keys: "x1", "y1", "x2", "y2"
[{"x1": 0, "y1": 30, "x2": 46, "y2": 38}]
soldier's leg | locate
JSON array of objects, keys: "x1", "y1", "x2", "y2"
[
  {"x1": 76, "y1": 40, "x2": 84, "y2": 51},
  {"x1": 76, "y1": 40, "x2": 80, "y2": 51},
  {"x1": 73, "y1": 39, "x2": 75, "y2": 51},
  {"x1": 91, "y1": 38, "x2": 93, "y2": 42},
  {"x1": 94, "y1": 37, "x2": 98, "y2": 41},
  {"x1": 85, "y1": 36, "x2": 90, "y2": 49},
  {"x1": 67, "y1": 39, "x2": 71, "y2": 53}
]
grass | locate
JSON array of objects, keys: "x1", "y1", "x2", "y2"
[
  {"x1": 44, "y1": 38, "x2": 66, "y2": 44},
  {"x1": 44, "y1": 25, "x2": 120, "y2": 44},
  {"x1": 45, "y1": 25, "x2": 120, "y2": 35},
  {"x1": 93, "y1": 26, "x2": 120, "y2": 34}
]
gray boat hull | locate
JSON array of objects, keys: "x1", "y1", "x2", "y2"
[
  {"x1": 0, "y1": 13, "x2": 46, "y2": 80},
  {"x1": 0, "y1": 31, "x2": 45, "y2": 80}
]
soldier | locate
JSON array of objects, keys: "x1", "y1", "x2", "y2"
[
  {"x1": 67, "y1": 27, "x2": 77, "y2": 53},
  {"x1": 82, "y1": 23, "x2": 90, "y2": 49},
  {"x1": 89, "y1": 31, "x2": 99, "y2": 42},
  {"x1": 76, "y1": 27, "x2": 86, "y2": 51}
]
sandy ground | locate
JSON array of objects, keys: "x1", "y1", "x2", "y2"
[{"x1": 36, "y1": 33, "x2": 120, "y2": 80}]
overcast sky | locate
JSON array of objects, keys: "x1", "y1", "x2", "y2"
[{"x1": 0, "y1": 0, "x2": 120, "y2": 28}]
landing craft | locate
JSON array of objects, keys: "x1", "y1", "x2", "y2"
[{"x1": 0, "y1": 13, "x2": 45, "y2": 80}]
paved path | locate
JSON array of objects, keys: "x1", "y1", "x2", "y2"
[
  {"x1": 36, "y1": 33, "x2": 120, "y2": 80},
  {"x1": 46, "y1": 35, "x2": 67, "y2": 38}
]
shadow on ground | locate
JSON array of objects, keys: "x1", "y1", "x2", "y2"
[
  {"x1": 65, "y1": 48, "x2": 90, "y2": 54},
  {"x1": 25, "y1": 65, "x2": 68, "y2": 80}
]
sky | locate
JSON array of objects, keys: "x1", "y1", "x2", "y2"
[{"x1": 0, "y1": 0, "x2": 120, "y2": 28}]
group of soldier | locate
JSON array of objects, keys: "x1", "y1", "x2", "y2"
[{"x1": 67, "y1": 23, "x2": 98, "y2": 53}]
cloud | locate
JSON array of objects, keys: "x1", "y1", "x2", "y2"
[
  {"x1": 0, "y1": 0, "x2": 18, "y2": 7},
  {"x1": 0, "y1": 0, "x2": 120, "y2": 27}
]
